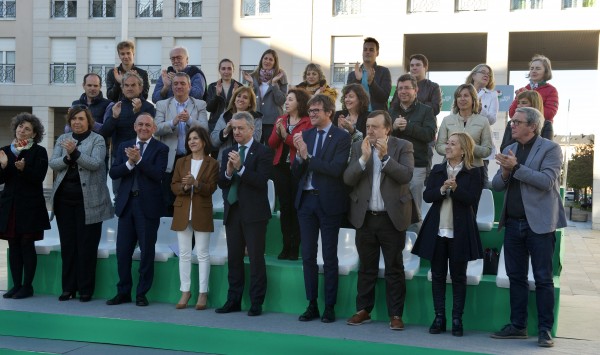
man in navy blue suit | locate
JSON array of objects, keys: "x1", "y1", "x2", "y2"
[
  {"x1": 106, "y1": 113, "x2": 169, "y2": 307},
  {"x1": 292, "y1": 94, "x2": 351, "y2": 323},
  {"x1": 215, "y1": 111, "x2": 273, "y2": 317}
]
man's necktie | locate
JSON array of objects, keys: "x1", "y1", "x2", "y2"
[
  {"x1": 132, "y1": 141, "x2": 146, "y2": 192},
  {"x1": 227, "y1": 145, "x2": 247, "y2": 204},
  {"x1": 315, "y1": 130, "x2": 325, "y2": 157}
]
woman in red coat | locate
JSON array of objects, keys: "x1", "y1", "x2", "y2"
[
  {"x1": 508, "y1": 54, "x2": 559, "y2": 123},
  {"x1": 268, "y1": 88, "x2": 312, "y2": 260}
]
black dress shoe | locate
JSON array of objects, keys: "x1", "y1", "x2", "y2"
[
  {"x1": 106, "y1": 293, "x2": 131, "y2": 305},
  {"x1": 12, "y1": 285, "x2": 33, "y2": 299},
  {"x1": 3, "y1": 286, "x2": 21, "y2": 299},
  {"x1": 136, "y1": 295, "x2": 149, "y2": 307},
  {"x1": 452, "y1": 318, "x2": 463, "y2": 337},
  {"x1": 215, "y1": 300, "x2": 241, "y2": 314},
  {"x1": 58, "y1": 291, "x2": 76, "y2": 301},
  {"x1": 321, "y1": 305, "x2": 336, "y2": 323},
  {"x1": 298, "y1": 303, "x2": 320, "y2": 321},
  {"x1": 429, "y1": 314, "x2": 447, "y2": 334},
  {"x1": 277, "y1": 250, "x2": 289, "y2": 260},
  {"x1": 79, "y1": 295, "x2": 92, "y2": 302},
  {"x1": 247, "y1": 304, "x2": 262, "y2": 316}
]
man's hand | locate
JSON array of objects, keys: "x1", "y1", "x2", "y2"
[
  {"x1": 375, "y1": 137, "x2": 388, "y2": 159},
  {"x1": 360, "y1": 138, "x2": 372, "y2": 162},
  {"x1": 113, "y1": 67, "x2": 123, "y2": 84},
  {"x1": 174, "y1": 109, "x2": 189, "y2": 126},
  {"x1": 161, "y1": 69, "x2": 173, "y2": 87},
  {"x1": 293, "y1": 133, "x2": 308, "y2": 160},
  {"x1": 228, "y1": 150, "x2": 243, "y2": 171},
  {"x1": 125, "y1": 145, "x2": 142, "y2": 165},
  {"x1": 495, "y1": 149, "x2": 518, "y2": 179},
  {"x1": 131, "y1": 98, "x2": 142, "y2": 113},
  {"x1": 353, "y1": 62, "x2": 362, "y2": 81},
  {"x1": 112, "y1": 101, "x2": 122, "y2": 118},
  {"x1": 393, "y1": 117, "x2": 407, "y2": 131},
  {"x1": 366, "y1": 67, "x2": 375, "y2": 85}
]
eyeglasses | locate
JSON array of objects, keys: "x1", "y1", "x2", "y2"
[
  {"x1": 476, "y1": 71, "x2": 490, "y2": 77},
  {"x1": 308, "y1": 108, "x2": 323, "y2": 115},
  {"x1": 510, "y1": 120, "x2": 527, "y2": 127},
  {"x1": 170, "y1": 56, "x2": 184, "y2": 61}
]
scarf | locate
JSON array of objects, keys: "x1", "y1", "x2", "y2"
[
  {"x1": 529, "y1": 80, "x2": 547, "y2": 89},
  {"x1": 10, "y1": 138, "x2": 34, "y2": 156},
  {"x1": 259, "y1": 69, "x2": 274, "y2": 83}
]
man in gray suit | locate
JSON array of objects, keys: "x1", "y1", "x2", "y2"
[
  {"x1": 154, "y1": 72, "x2": 208, "y2": 216},
  {"x1": 343, "y1": 110, "x2": 416, "y2": 331},
  {"x1": 491, "y1": 107, "x2": 566, "y2": 348}
]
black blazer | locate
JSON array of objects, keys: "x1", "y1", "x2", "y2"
[
  {"x1": 218, "y1": 140, "x2": 273, "y2": 224},
  {"x1": 412, "y1": 162, "x2": 483, "y2": 262},
  {"x1": 0, "y1": 144, "x2": 50, "y2": 235}
]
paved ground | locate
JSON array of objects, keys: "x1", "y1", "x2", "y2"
[{"x1": 1, "y1": 211, "x2": 599, "y2": 353}]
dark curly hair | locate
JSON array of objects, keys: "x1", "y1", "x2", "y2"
[
  {"x1": 341, "y1": 83, "x2": 369, "y2": 115},
  {"x1": 11, "y1": 112, "x2": 45, "y2": 144}
]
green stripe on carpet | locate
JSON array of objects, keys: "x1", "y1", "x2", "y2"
[{"x1": 0, "y1": 310, "x2": 481, "y2": 354}]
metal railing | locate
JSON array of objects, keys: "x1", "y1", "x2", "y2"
[
  {"x1": 0, "y1": 64, "x2": 15, "y2": 83},
  {"x1": 176, "y1": 0, "x2": 202, "y2": 17},
  {"x1": 242, "y1": 0, "x2": 270, "y2": 17},
  {"x1": 90, "y1": 0, "x2": 116, "y2": 18},
  {"x1": 331, "y1": 64, "x2": 352, "y2": 85},
  {"x1": 135, "y1": 65, "x2": 161, "y2": 84},
  {"x1": 408, "y1": 0, "x2": 441, "y2": 12},
  {"x1": 51, "y1": 0, "x2": 77, "y2": 18},
  {"x1": 88, "y1": 64, "x2": 113, "y2": 85},
  {"x1": 0, "y1": 0, "x2": 16, "y2": 18},
  {"x1": 456, "y1": 0, "x2": 488, "y2": 11},
  {"x1": 333, "y1": 0, "x2": 361, "y2": 15},
  {"x1": 137, "y1": 0, "x2": 163, "y2": 18},
  {"x1": 50, "y1": 63, "x2": 76, "y2": 84}
]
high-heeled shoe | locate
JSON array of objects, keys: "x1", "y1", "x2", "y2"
[
  {"x1": 176, "y1": 291, "x2": 191, "y2": 309},
  {"x1": 452, "y1": 318, "x2": 463, "y2": 337},
  {"x1": 3, "y1": 286, "x2": 21, "y2": 299},
  {"x1": 195, "y1": 292, "x2": 208, "y2": 310},
  {"x1": 429, "y1": 313, "x2": 447, "y2": 334},
  {"x1": 58, "y1": 291, "x2": 76, "y2": 301}
]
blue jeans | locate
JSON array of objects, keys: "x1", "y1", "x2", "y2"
[{"x1": 504, "y1": 218, "x2": 556, "y2": 331}]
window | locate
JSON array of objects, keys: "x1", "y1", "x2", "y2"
[
  {"x1": 408, "y1": 0, "x2": 441, "y2": 13},
  {"x1": 0, "y1": 39, "x2": 15, "y2": 83},
  {"x1": 137, "y1": 0, "x2": 162, "y2": 18},
  {"x1": 456, "y1": 0, "x2": 488, "y2": 11},
  {"x1": 135, "y1": 38, "x2": 161, "y2": 84},
  {"x1": 50, "y1": 38, "x2": 76, "y2": 84},
  {"x1": 333, "y1": 0, "x2": 361, "y2": 16},
  {"x1": 240, "y1": 37, "x2": 270, "y2": 82},
  {"x1": 0, "y1": 0, "x2": 16, "y2": 18},
  {"x1": 88, "y1": 38, "x2": 115, "y2": 84},
  {"x1": 177, "y1": 0, "x2": 202, "y2": 17},
  {"x1": 51, "y1": 0, "x2": 77, "y2": 18},
  {"x1": 331, "y1": 36, "x2": 362, "y2": 85},
  {"x1": 90, "y1": 0, "x2": 116, "y2": 18},
  {"x1": 175, "y1": 38, "x2": 202, "y2": 67},
  {"x1": 563, "y1": 0, "x2": 597, "y2": 8},
  {"x1": 242, "y1": 0, "x2": 270, "y2": 17},
  {"x1": 511, "y1": 0, "x2": 543, "y2": 10}
]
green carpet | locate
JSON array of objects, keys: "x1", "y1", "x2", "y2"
[{"x1": 0, "y1": 310, "x2": 482, "y2": 354}]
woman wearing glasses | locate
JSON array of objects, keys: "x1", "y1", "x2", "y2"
[
  {"x1": 49, "y1": 106, "x2": 113, "y2": 302},
  {"x1": 413, "y1": 132, "x2": 483, "y2": 337}
]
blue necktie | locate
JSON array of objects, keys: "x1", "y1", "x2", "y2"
[
  {"x1": 361, "y1": 69, "x2": 372, "y2": 111},
  {"x1": 315, "y1": 130, "x2": 325, "y2": 157}
]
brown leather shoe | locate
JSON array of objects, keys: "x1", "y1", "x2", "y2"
[
  {"x1": 176, "y1": 291, "x2": 191, "y2": 309},
  {"x1": 195, "y1": 293, "x2": 208, "y2": 310},
  {"x1": 347, "y1": 310, "x2": 371, "y2": 326},
  {"x1": 389, "y1": 316, "x2": 405, "y2": 330}
]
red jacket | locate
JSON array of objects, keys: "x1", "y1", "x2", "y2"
[
  {"x1": 508, "y1": 83, "x2": 559, "y2": 123},
  {"x1": 268, "y1": 114, "x2": 312, "y2": 165}
]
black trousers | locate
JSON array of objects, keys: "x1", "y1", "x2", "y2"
[
  {"x1": 225, "y1": 203, "x2": 268, "y2": 305},
  {"x1": 55, "y1": 199, "x2": 102, "y2": 296},
  {"x1": 272, "y1": 162, "x2": 300, "y2": 253},
  {"x1": 355, "y1": 213, "x2": 406, "y2": 317},
  {"x1": 430, "y1": 237, "x2": 468, "y2": 319},
  {"x1": 8, "y1": 239, "x2": 37, "y2": 289}
]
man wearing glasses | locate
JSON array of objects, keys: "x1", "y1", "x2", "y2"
[
  {"x1": 152, "y1": 46, "x2": 208, "y2": 104},
  {"x1": 292, "y1": 94, "x2": 351, "y2": 323},
  {"x1": 491, "y1": 107, "x2": 566, "y2": 348}
]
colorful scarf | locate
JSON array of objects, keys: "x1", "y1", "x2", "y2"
[
  {"x1": 529, "y1": 80, "x2": 547, "y2": 89},
  {"x1": 10, "y1": 138, "x2": 34, "y2": 156},
  {"x1": 259, "y1": 69, "x2": 274, "y2": 83}
]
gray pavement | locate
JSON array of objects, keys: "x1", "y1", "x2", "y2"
[{"x1": 1, "y1": 212, "x2": 599, "y2": 354}]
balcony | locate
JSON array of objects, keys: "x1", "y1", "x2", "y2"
[
  {"x1": 135, "y1": 65, "x2": 161, "y2": 84},
  {"x1": 511, "y1": 0, "x2": 543, "y2": 10},
  {"x1": 90, "y1": 0, "x2": 116, "y2": 18},
  {"x1": 0, "y1": 0, "x2": 16, "y2": 19},
  {"x1": 51, "y1": 0, "x2": 77, "y2": 18},
  {"x1": 88, "y1": 64, "x2": 112, "y2": 85},
  {"x1": 177, "y1": 0, "x2": 202, "y2": 17},
  {"x1": 456, "y1": 0, "x2": 488, "y2": 11},
  {"x1": 333, "y1": 0, "x2": 361, "y2": 16},
  {"x1": 408, "y1": 0, "x2": 441, "y2": 13},
  {"x1": 242, "y1": 0, "x2": 270, "y2": 17},
  {"x1": 0, "y1": 64, "x2": 15, "y2": 83},
  {"x1": 50, "y1": 63, "x2": 76, "y2": 84},
  {"x1": 137, "y1": 0, "x2": 163, "y2": 18}
]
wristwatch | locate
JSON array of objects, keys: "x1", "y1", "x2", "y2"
[
  {"x1": 381, "y1": 154, "x2": 389, "y2": 163},
  {"x1": 512, "y1": 163, "x2": 520, "y2": 173}
]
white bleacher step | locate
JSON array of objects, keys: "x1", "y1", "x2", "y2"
[
  {"x1": 316, "y1": 228, "x2": 359, "y2": 275},
  {"x1": 427, "y1": 259, "x2": 484, "y2": 286},
  {"x1": 35, "y1": 212, "x2": 60, "y2": 254},
  {"x1": 476, "y1": 189, "x2": 494, "y2": 232}
]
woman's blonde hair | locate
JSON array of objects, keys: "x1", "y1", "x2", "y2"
[
  {"x1": 226, "y1": 85, "x2": 257, "y2": 113},
  {"x1": 451, "y1": 84, "x2": 480, "y2": 115},
  {"x1": 450, "y1": 132, "x2": 476, "y2": 170},
  {"x1": 516, "y1": 90, "x2": 544, "y2": 116}
]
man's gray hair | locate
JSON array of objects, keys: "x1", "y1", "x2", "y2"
[
  {"x1": 232, "y1": 111, "x2": 255, "y2": 129},
  {"x1": 122, "y1": 71, "x2": 143, "y2": 86},
  {"x1": 170, "y1": 46, "x2": 189, "y2": 58},
  {"x1": 515, "y1": 107, "x2": 543, "y2": 136}
]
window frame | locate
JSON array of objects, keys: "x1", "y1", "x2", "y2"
[
  {"x1": 90, "y1": 0, "x2": 116, "y2": 18},
  {"x1": 51, "y1": 0, "x2": 77, "y2": 18},
  {"x1": 176, "y1": 0, "x2": 203, "y2": 18},
  {"x1": 136, "y1": 0, "x2": 163, "y2": 18},
  {"x1": 241, "y1": 0, "x2": 270, "y2": 17},
  {"x1": 50, "y1": 63, "x2": 77, "y2": 84},
  {"x1": 0, "y1": 0, "x2": 16, "y2": 19}
]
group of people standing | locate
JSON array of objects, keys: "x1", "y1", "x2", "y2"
[{"x1": 0, "y1": 37, "x2": 565, "y2": 348}]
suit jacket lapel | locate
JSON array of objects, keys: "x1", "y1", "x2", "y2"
[
  {"x1": 380, "y1": 138, "x2": 397, "y2": 183},
  {"x1": 306, "y1": 128, "x2": 317, "y2": 156},
  {"x1": 524, "y1": 136, "x2": 543, "y2": 167},
  {"x1": 319, "y1": 128, "x2": 335, "y2": 158}
]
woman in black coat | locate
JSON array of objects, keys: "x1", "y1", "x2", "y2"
[
  {"x1": 412, "y1": 132, "x2": 483, "y2": 337},
  {"x1": 0, "y1": 113, "x2": 50, "y2": 299}
]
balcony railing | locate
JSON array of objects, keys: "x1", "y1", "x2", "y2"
[
  {"x1": 242, "y1": 0, "x2": 270, "y2": 17},
  {"x1": 334, "y1": 0, "x2": 361, "y2": 16},
  {"x1": 456, "y1": 0, "x2": 488, "y2": 11},
  {"x1": 332, "y1": 64, "x2": 352, "y2": 85},
  {"x1": 51, "y1": 0, "x2": 77, "y2": 18},
  {"x1": 511, "y1": 0, "x2": 543, "y2": 10},
  {"x1": 137, "y1": 0, "x2": 163, "y2": 18},
  {"x1": 90, "y1": 0, "x2": 116, "y2": 18},
  {"x1": 408, "y1": 0, "x2": 441, "y2": 13},
  {"x1": 135, "y1": 65, "x2": 161, "y2": 84},
  {"x1": 88, "y1": 64, "x2": 112, "y2": 85},
  {"x1": 0, "y1": 1, "x2": 16, "y2": 18},
  {"x1": 563, "y1": 0, "x2": 596, "y2": 8},
  {"x1": 177, "y1": 0, "x2": 202, "y2": 17},
  {"x1": 50, "y1": 63, "x2": 76, "y2": 84},
  {"x1": 0, "y1": 64, "x2": 15, "y2": 83}
]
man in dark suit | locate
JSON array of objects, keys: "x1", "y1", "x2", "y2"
[
  {"x1": 292, "y1": 94, "x2": 351, "y2": 323},
  {"x1": 343, "y1": 110, "x2": 416, "y2": 330},
  {"x1": 215, "y1": 111, "x2": 273, "y2": 317},
  {"x1": 491, "y1": 107, "x2": 566, "y2": 347},
  {"x1": 106, "y1": 113, "x2": 169, "y2": 307}
]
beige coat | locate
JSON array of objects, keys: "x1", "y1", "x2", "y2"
[{"x1": 435, "y1": 113, "x2": 492, "y2": 167}]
